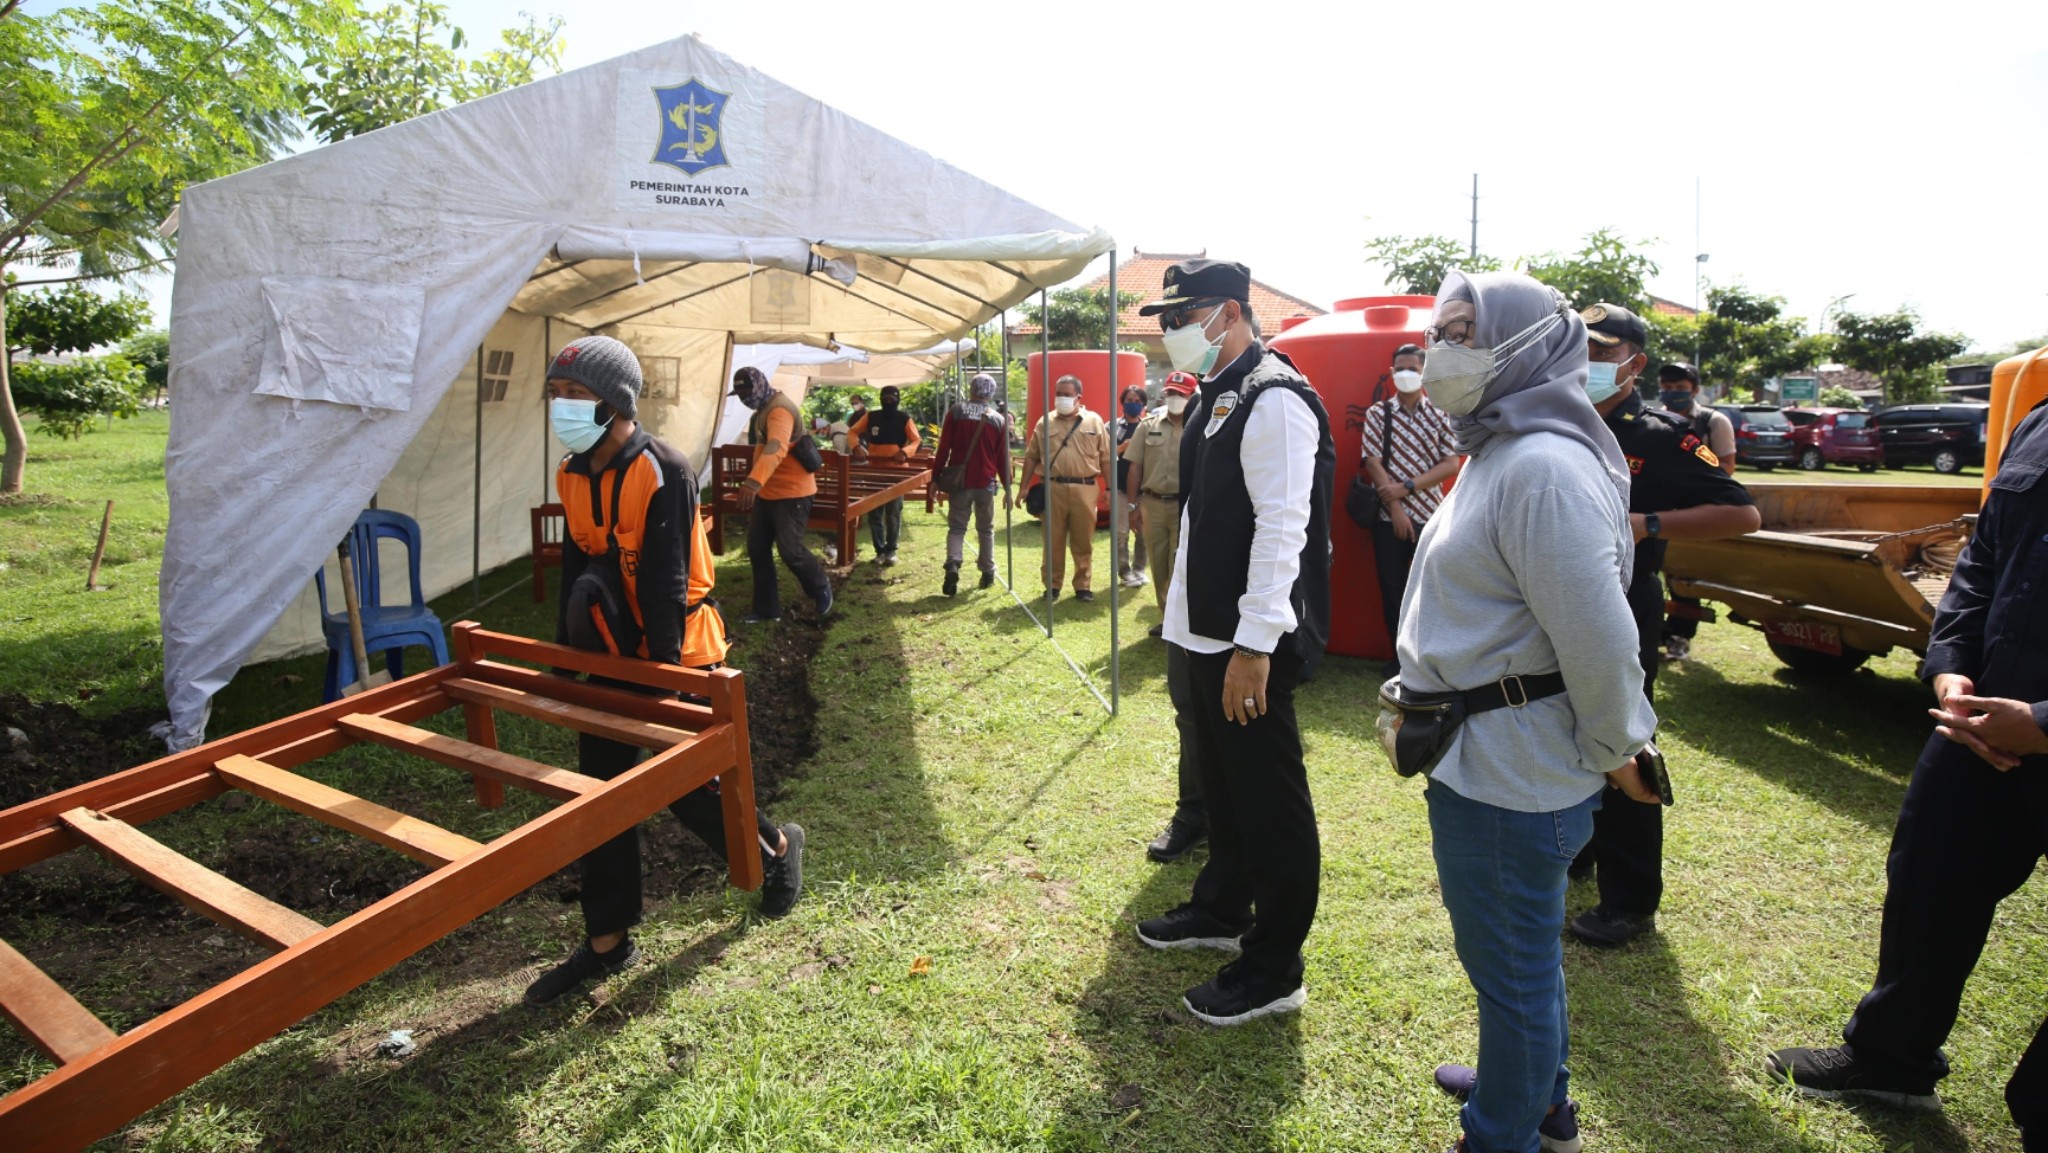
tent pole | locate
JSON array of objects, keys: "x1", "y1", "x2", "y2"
[
  {"x1": 1001, "y1": 310, "x2": 1012, "y2": 592},
  {"x1": 1107, "y1": 252, "x2": 1119, "y2": 717},
  {"x1": 541, "y1": 318, "x2": 552, "y2": 505},
  {"x1": 1040, "y1": 288, "x2": 1052, "y2": 638},
  {"x1": 473, "y1": 345, "x2": 484, "y2": 610}
]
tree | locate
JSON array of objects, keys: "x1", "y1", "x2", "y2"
[
  {"x1": 1363, "y1": 234, "x2": 1500, "y2": 296},
  {"x1": 11, "y1": 355, "x2": 145, "y2": 439},
  {"x1": 1016, "y1": 286, "x2": 1144, "y2": 352},
  {"x1": 4, "y1": 281, "x2": 149, "y2": 358},
  {"x1": 3, "y1": 280, "x2": 150, "y2": 436},
  {"x1": 299, "y1": 2, "x2": 565, "y2": 144},
  {"x1": 1643, "y1": 285, "x2": 1830, "y2": 402},
  {"x1": 1818, "y1": 385, "x2": 1863, "y2": 409},
  {"x1": 1520, "y1": 229, "x2": 1660, "y2": 315},
  {"x1": 120, "y1": 327, "x2": 170, "y2": 401},
  {"x1": 1834, "y1": 308, "x2": 1969, "y2": 406},
  {"x1": 0, "y1": 0, "x2": 351, "y2": 492}
]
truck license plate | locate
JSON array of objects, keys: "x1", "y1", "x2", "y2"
[{"x1": 1763, "y1": 619, "x2": 1842, "y2": 655}]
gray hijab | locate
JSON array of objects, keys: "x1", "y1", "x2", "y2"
[{"x1": 1438, "y1": 270, "x2": 1630, "y2": 509}]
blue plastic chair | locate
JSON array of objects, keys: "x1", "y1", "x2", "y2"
[{"x1": 316, "y1": 510, "x2": 449, "y2": 701}]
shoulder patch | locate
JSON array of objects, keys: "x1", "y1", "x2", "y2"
[{"x1": 1678, "y1": 432, "x2": 1720, "y2": 468}]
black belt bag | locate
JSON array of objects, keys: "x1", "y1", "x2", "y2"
[{"x1": 1375, "y1": 671, "x2": 1568, "y2": 778}]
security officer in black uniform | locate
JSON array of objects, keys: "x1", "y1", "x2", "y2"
[{"x1": 1566, "y1": 303, "x2": 1762, "y2": 948}]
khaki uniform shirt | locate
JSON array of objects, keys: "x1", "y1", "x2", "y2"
[
  {"x1": 1022, "y1": 408, "x2": 1111, "y2": 481},
  {"x1": 1124, "y1": 408, "x2": 1186, "y2": 497}
]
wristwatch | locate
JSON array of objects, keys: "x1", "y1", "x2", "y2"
[
  {"x1": 1233, "y1": 645, "x2": 1270, "y2": 660},
  {"x1": 1644, "y1": 512, "x2": 1662, "y2": 539},
  {"x1": 1402, "y1": 478, "x2": 1417, "y2": 495}
]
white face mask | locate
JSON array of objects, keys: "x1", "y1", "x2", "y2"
[
  {"x1": 1054, "y1": 395, "x2": 1077, "y2": 415},
  {"x1": 550, "y1": 397, "x2": 611, "y2": 453},
  {"x1": 1161, "y1": 306, "x2": 1229, "y2": 375},
  {"x1": 1392, "y1": 369, "x2": 1423, "y2": 394},
  {"x1": 1164, "y1": 394, "x2": 1189, "y2": 416},
  {"x1": 1421, "y1": 306, "x2": 1567, "y2": 416}
]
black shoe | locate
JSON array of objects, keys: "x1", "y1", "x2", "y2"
[
  {"x1": 1146, "y1": 817, "x2": 1207, "y2": 863},
  {"x1": 1074, "y1": 588, "x2": 1095, "y2": 602},
  {"x1": 1146, "y1": 623, "x2": 1164, "y2": 638},
  {"x1": 815, "y1": 586, "x2": 835, "y2": 620},
  {"x1": 524, "y1": 936, "x2": 640, "y2": 1006},
  {"x1": 1183, "y1": 959, "x2": 1305, "y2": 1026},
  {"x1": 943, "y1": 568, "x2": 959, "y2": 597},
  {"x1": 1044, "y1": 587, "x2": 1060, "y2": 602},
  {"x1": 1767, "y1": 1046, "x2": 1942, "y2": 1111},
  {"x1": 978, "y1": 569, "x2": 995, "y2": 589},
  {"x1": 1566, "y1": 855, "x2": 1596, "y2": 883},
  {"x1": 1567, "y1": 905, "x2": 1653, "y2": 948},
  {"x1": 1135, "y1": 903, "x2": 1247, "y2": 953},
  {"x1": 758, "y1": 823, "x2": 805, "y2": 918},
  {"x1": 1433, "y1": 1064, "x2": 1584, "y2": 1152}
]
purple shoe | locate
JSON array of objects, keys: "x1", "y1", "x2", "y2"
[{"x1": 1432, "y1": 1063, "x2": 1584, "y2": 1153}]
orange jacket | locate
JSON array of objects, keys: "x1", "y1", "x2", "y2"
[{"x1": 744, "y1": 395, "x2": 818, "y2": 500}]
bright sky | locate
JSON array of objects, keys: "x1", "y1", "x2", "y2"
[{"x1": 153, "y1": 0, "x2": 2048, "y2": 354}]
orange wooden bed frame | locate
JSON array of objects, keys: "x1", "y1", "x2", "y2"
[{"x1": 0, "y1": 622, "x2": 760, "y2": 1151}]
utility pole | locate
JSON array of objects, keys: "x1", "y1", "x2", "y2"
[{"x1": 1469, "y1": 174, "x2": 1479, "y2": 261}]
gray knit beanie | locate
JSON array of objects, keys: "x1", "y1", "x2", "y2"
[{"x1": 545, "y1": 336, "x2": 641, "y2": 420}]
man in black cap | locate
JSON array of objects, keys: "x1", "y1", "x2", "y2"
[
  {"x1": 1655, "y1": 360, "x2": 1736, "y2": 662},
  {"x1": 1131, "y1": 258, "x2": 1336, "y2": 1026},
  {"x1": 1566, "y1": 304, "x2": 1760, "y2": 949}
]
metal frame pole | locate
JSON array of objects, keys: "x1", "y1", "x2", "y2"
[
  {"x1": 472, "y1": 344, "x2": 484, "y2": 609},
  {"x1": 1040, "y1": 288, "x2": 1053, "y2": 637},
  {"x1": 1001, "y1": 310, "x2": 1013, "y2": 591},
  {"x1": 1106, "y1": 254, "x2": 1120, "y2": 715},
  {"x1": 541, "y1": 319, "x2": 552, "y2": 505}
]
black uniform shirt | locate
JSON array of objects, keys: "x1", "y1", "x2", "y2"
[
  {"x1": 1603, "y1": 390, "x2": 1756, "y2": 664},
  {"x1": 1924, "y1": 399, "x2": 2048, "y2": 731}
]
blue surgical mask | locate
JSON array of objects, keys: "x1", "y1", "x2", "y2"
[
  {"x1": 1661, "y1": 389, "x2": 1695, "y2": 410},
  {"x1": 550, "y1": 397, "x2": 611, "y2": 453},
  {"x1": 1123, "y1": 400, "x2": 1144, "y2": 419},
  {"x1": 1584, "y1": 361, "x2": 1623, "y2": 404}
]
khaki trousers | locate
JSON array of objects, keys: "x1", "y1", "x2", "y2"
[
  {"x1": 1142, "y1": 494, "x2": 1181, "y2": 610},
  {"x1": 1043, "y1": 479, "x2": 1098, "y2": 592}
]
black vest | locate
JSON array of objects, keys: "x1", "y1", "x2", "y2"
[
  {"x1": 1179, "y1": 344, "x2": 1336, "y2": 659},
  {"x1": 866, "y1": 407, "x2": 914, "y2": 447}
]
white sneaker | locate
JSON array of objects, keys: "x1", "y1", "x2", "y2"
[
  {"x1": 1664, "y1": 636, "x2": 1691, "y2": 661},
  {"x1": 1122, "y1": 571, "x2": 1148, "y2": 589}
]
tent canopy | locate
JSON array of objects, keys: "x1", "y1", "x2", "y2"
[{"x1": 161, "y1": 33, "x2": 1111, "y2": 746}]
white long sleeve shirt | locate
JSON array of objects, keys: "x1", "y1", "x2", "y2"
[{"x1": 1163, "y1": 375, "x2": 1320, "y2": 655}]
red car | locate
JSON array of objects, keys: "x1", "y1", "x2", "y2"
[{"x1": 1783, "y1": 406, "x2": 1884, "y2": 472}]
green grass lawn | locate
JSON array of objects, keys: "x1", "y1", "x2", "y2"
[{"x1": 2, "y1": 419, "x2": 2042, "y2": 1152}]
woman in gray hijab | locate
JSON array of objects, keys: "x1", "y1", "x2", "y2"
[{"x1": 1394, "y1": 270, "x2": 1661, "y2": 1153}]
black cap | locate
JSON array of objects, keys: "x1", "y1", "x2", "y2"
[
  {"x1": 1659, "y1": 361, "x2": 1700, "y2": 385},
  {"x1": 1580, "y1": 303, "x2": 1646, "y2": 349},
  {"x1": 1138, "y1": 258, "x2": 1252, "y2": 317}
]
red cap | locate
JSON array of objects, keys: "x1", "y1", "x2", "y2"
[{"x1": 1162, "y1": 371, "x2": 1199, "y2": 396}]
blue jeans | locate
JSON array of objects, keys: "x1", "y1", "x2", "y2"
[{"x1": 1427, "y1": 780, "x2": 1601, "y2": 1153}]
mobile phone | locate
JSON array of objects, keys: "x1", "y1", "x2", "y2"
[{"x1": 1635, "y1": 742, "x2": 1674, "y2": 806}]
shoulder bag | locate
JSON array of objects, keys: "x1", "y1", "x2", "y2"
[
  {"x1": 1346, "y1": 398, "x2": 1398, "y2": 528},
  {"x1": 936, "y1": 414, "x2": 993, "y2": 495}
]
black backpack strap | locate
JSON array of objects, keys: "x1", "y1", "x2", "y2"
[{"x1": 1381, "y1": 398, "x2": 1397, "y2": 469}]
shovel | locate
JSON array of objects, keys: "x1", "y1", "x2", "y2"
[{"x1": 336, "y1": 543, "x2": 393, "y2": 696}]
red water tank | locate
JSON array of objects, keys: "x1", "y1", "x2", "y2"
[
  {"x1": 1267, "y1": 295, "x2": 1438, "y2": 660},
  {"x1": 1021, "y1": 351, "x2": 1149, "y2": 523}
]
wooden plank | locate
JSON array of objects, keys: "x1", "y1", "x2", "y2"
[
  {"x1": 0, "y1": 725, "x2": 739, "y2": 1152},
  {"x1": 56, "y1": 808, "x2": 322, "y2": 951},
  {"x1": 0, "y1": 938, "x2": 116, "y2": 1065},
  {"x1": 333, "y1": 714, "x2": 598, "y2": 802},
  {"x1": 442, "y1": 677, "x2": 692, "y2": 750},
  {"x1": 449, "y1": 625, "x2": 506, "y2": 808},
  {"x1": 464, "y1": 658, "x2": 716, "y2": 731},
  {"x1": 213, "y1": 755, "x2": 482, "y2": 868},
  {"x1": 0, "y1": 689, "x2": 453, "y2": 877},
  {"x1": 449, "y1": 623, "x2": 722, "y2": 697}
]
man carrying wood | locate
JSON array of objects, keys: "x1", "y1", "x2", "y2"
[{"x1": 528, "y1": 336, "x2": 806, "y2": 1007}]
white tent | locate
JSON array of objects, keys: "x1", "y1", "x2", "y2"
[{"x1": 161, "y1": 33, "x2": 1112, "y2": 747}]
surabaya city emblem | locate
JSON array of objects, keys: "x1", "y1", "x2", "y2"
[{"x1": 651, "y1": 80, "x2": 730, "y2": 175}]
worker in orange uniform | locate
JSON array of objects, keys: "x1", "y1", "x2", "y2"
[
  {"x1": 849, "y1": 384, "x2": 923, "y2": 565},
  {"x1": 528, "y1": 337, "x2": 805, "y2": 1007},
  {"x1": 730, "y1": 366, "x2": 834, "y2": 623},
  {"x1": 1014, "y1": 374, "x2": 1113, "y2": 602}
]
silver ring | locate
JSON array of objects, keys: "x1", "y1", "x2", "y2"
[{"x1": 1243, "y1": 697, "x2": 1256, "y2": 710}]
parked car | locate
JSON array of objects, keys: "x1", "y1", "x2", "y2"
[
  {"x1": 1872, "y1": 403, "x2": 1990, "y2": 474},
  {"x1": 1783, "y1": 406, "x2": 1884, "y2": 471},
  {"x1": 1710, "y1": 404, "x2": 1797, "y2": 470}
]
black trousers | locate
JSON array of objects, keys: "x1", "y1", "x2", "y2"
[
  {"x1": 577, "y1": 730, "x2": 781, "y2": 938},
  {"x1": 867, "y1": 496, "x2": 905, "y2": 556},
  {"x1": 1164, "y1": 641, "x2": 1206, "y2": 827},
  {"x1": 1180, "y1": 644, "x2": 1320, "y2": 985},
  {"x1": 1842, "y1": 732, "x2": 2048, "y2": 1143},
  {"x1": 1369, "y1": 516, "x2": 1419, "y2": 661},
  {"x1": 1582, "y1": 561, "x2": 1668, "y2": 915},
  {"x1": 748, "y1": 495, "x2": 829, "y2": 618}
]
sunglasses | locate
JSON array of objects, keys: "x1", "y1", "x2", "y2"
[{"x1": 1159, "y1": 299, "x2": 1226, "y2": 332}]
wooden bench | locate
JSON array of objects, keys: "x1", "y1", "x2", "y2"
[
  {"x1": 0, "y1": 624, "x2": 761, "y2": 1152},
  {"x1": 706, "y1": 446, "x2": 935, "y2": 564},
  {"x1": 530, "y1": 502, "x2": 565, "y2": 602}
]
